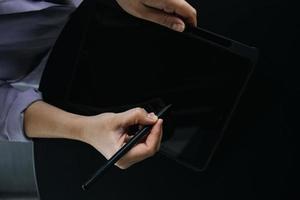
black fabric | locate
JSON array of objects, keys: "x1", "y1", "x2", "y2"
[{"x1": 35, "y1": 0, "x2": 299, "y2": 199}]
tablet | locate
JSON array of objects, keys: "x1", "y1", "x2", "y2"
[{"x1": 40, "y1": 7, "x2": 258, "y2": 171}]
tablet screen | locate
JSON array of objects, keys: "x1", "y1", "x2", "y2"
[{"x1": 65, "y1": 18, "x2": 257, "y2": 171}]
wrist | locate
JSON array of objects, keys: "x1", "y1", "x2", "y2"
[{"x1": 68, "y1": 115, "x2": 89, "y2": 142}]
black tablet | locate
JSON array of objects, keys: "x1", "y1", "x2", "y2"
[{"x1": 40, "y1": 6, "x2": 258, "y2": 172}]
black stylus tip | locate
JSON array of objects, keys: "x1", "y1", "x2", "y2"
[{"x1": 82, "y1": 184, "x2": 87, "y2": 191}]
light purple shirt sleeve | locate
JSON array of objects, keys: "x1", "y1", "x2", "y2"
[
  {"x1": 0, "y1": 0, "x2": 79, "y2": 142},
  {"x1": 0, "y1": 83, "x2": 42, "y2": 141}
]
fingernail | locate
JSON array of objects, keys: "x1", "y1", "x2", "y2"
[
  {"x1": 171, "y1": 23, "x2": 185, "y2": 32},
  {"x1": 147, "y1": 112, "x2": 158, "y2": 121}
]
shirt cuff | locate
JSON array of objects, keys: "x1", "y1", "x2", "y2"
[{"x1": 4, "y1": 86, "x2": 42, "y2": 142}]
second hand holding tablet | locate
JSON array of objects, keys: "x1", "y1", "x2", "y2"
[{"x1": 82, "y1": 104, "x2": 172, "y2": 191}]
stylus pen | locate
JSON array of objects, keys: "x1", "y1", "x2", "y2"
[{"x1": 82, "y1": 104, "x2": 172, "y2": 191}]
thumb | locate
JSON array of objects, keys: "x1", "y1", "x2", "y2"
[
  {"x1": 119, "y1": 108, "x2": 158, "y2": 127},
  {"x1": 142, "y1": 6, "x2": 186, "y2": 32}
]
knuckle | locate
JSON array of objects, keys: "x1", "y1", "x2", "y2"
[
  {"x1": 133, "y1": 108, "x2": 147, "y2": 121},
  {"x1": 163, "y1": 4, "x2": 174, "y2": 13},
  {"x1": 166, "y1": 0, "x2": 176, "y2": 8},
  {"x1": 134, "y1": 107, "x2": 144, "y2": 115}
]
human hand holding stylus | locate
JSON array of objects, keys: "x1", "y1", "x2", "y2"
[
  {"x1": 25, "y1": 102, "x2": 163, "y2": 170},
  {"x1": 82, "y1": 105, "x2": 171, "y2": 190},
  {"x1": 78, "y1": 107, "x2": 163, "y2": 169}
]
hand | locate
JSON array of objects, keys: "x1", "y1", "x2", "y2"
[
  {"x1": 79, "y1": 108, "x2": 163, "y2": 169},
  {"x1": 116, "y1": 0, "x2": 197, "y2": 32},
  {"x1": 25, "y1": 101, "x2": 163, "y2": 169}
]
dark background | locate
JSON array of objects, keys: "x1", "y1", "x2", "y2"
[{"x1": 35, "y1": 0, "x2": 300, "y2": 199}]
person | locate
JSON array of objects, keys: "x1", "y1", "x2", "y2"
[{"x1": 0, "y1": 0, "x2": 197, "y2": 169}]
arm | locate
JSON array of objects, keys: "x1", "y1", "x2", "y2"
[
  {"x1": 24, "y1": 101, "x2": 163, "y2": 169},
  {"x1": 0, "y1": 82, "x2": 162, "y2": 169}
]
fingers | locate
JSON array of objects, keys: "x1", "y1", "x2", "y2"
[
  {"x1": 119, "y1": 107, "x2": 158, "y2": 127},
  {"x1": 115, "y1": 119, "x2": 163, "y2": 169},
  {"x1": 141, "y1": 0, "x2": 197, "y2": 31},
  {"x1": 140, "y1": 6, "x2": 186, "y2": 32},
  {"x1": 145, "y1": 119, "x2": 163, "y2": 152},
  {"x1": 116, "y1": 0, "x2": 197, "y2": 32},
  {"x1": 157, "y1": 120, "x2": 163, "y2": 151}
]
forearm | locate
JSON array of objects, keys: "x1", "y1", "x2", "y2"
[
  {"x1": 23, "y1": 100, "x2": 163, "y2": 170},
  {"x1": 24, "y1": 101, "x2": 84, "y2": 141}
]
